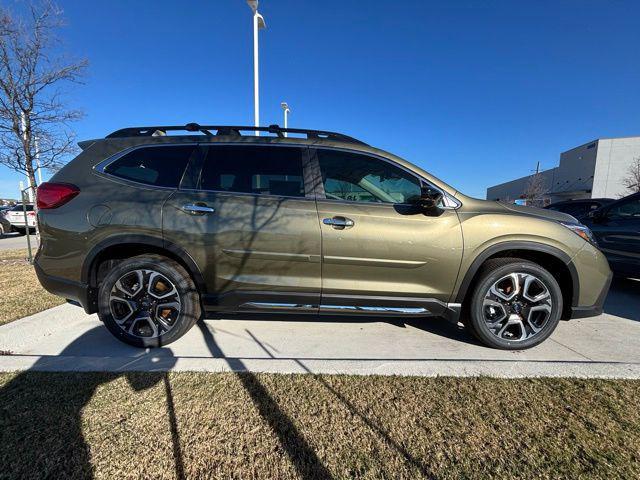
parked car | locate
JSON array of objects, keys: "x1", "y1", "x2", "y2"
[
  {"x1": 4, "y1": 203, "x2": 36, "y2": 234},
  {"x1": 545, "y1": 198, "x2": 615, "y2": 221},
  {"x1": 34, "y1": 124, "x2": 611, "y2": 350},
  {"x1": 0, "y1": 212, "x2": 10, "y2": 236},
  {"x1": 582, "y1": 192, "x2": 640, "y2": 278}
]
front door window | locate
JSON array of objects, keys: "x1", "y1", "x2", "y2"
[{"x1": 317, "y1": 149, "x2": 422, "y2": 204}]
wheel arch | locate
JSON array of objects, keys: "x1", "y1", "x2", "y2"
[
  {"x1": 82, "y1": 235, "x2": 206, "y2": 313},
  {"x1": 454, "y1": 241, "x2": 578, "y2": 319}
]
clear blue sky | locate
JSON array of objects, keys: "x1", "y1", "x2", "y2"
[{"x1": 1, "y1": 0, "x2": 638, "y2": 199}]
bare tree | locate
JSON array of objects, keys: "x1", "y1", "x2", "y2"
[
  {"x1": 524, "y1": 172, "x2": 547, "y2": 207},
  {"x1": 622, "y1": 157, "x2": 640, "y2": 196},
  {"x1": 0, "y1": 1, "x2": 86, "y2": 197}
]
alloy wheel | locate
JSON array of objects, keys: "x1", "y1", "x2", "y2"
[
  {"x1": 109, "y1": 269, "x2": 181, "y2": 338},
  {"x1": 482, "y1": 272, "x2": 553, "y2": 342}
]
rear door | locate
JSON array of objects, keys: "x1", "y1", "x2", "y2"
[
  {"x1": 590, "y1": 196, "x2": 640, "y2": 276},
  {"x1": 312, "y1": 147, "x2": 463, "y2": 314},
  {"x1": 163, "y1": 144, "x2": 322, "y2": 312}
]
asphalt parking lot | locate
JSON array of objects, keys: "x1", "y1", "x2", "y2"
[
  {"x1": 1, "y1": 277, "x2": 639, "y2": 378},
  {"x1": 0, "y1": 232, "x2": 37, "y2": 251}
]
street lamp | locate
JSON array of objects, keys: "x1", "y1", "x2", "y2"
[
  {"x1": 280, "y1": 102, "x2": 290, "y2": 136},
  {"x1": 247, "y1": 0, "x2": 266, "y2": 136}
]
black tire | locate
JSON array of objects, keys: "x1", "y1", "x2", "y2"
[
  {"x1": 98, "y1": 254, "x2": 202, "y2": 348},
  {"x1": 467, "y1": 258, "x2": 563, "y2": 350}
]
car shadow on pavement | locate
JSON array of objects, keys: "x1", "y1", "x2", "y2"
[
  {"x1": 206, "y1": 311, "x2": 482, "y2": 347},
  {"x1": 603, "y1": 277, "x2": 640, "y2": 322},
  {"x1": 0, "y1": 327, "x2": 183, "y2": 480}
]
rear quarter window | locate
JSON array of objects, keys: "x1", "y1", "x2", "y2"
[
  {"x1": 10, "y1": 204, "x2": 33, "y2": 212},
  {"x1": 103, "y1": 145, "x2": 195, "y2": 188}
]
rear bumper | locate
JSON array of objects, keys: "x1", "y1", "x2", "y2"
[
  {"x1": 569, "y1": 270, "x2": 613, "y2": 319},
  {"x1": 9, "y1": 222, "x2": 35, "y2": 229},
  {"x1": 34, "y1": 262, "x2": 95, "y2": 314},
  {"x1": 8, "y1": 217, "x2": 36, "y2": 228}
]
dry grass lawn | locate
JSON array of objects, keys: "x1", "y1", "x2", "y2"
[
  {"x1": 0, "y1": 372, "x2": 638, "y2": 479},
  {"x1": 0, "y1": 248, "x2": 64, "y2": 325}
]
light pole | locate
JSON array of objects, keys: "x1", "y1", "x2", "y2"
[
  {"x1": 247, "y1": 1, "x2": 266, "y2": 136},
  {"x1": 35, "y1": 136, "x2": 42, "y2": 185},
  {"x1": 280, "y1": 102, "x2": 290, "y2": 136}
]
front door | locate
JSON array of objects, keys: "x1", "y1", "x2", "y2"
[
  {"x1": 312, "y1": 147, "x2": 464, "y2": 315},
  {"x1": 163, "y1": 144, "x2": 321, "y2": 312}
]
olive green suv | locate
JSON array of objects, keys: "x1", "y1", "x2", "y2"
[{"x1": 35, "y1": 124, "x2": 612, "y2": 350}]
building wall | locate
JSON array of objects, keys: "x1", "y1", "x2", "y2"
[
  {"x1": 486, "y1": 136, "x2": 640, "y2": 203},
  {"x1": 486, "y1": 168, "x2": 557, "y2": 202},
  {"x1": 550, "y1": 141, "x2": 598, "y2": 199},
  {"x1": 592, "y1": 137, "x2": 640, "y2": 199}
]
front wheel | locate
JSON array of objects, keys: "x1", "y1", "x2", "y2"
[
  {"x1": 98, "y1": 254, "x2": 202, "y2": 348},
  {"x1": 466, "y1": 258, "x2": 563, "y2": 350}
]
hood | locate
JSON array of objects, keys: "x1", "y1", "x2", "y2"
[{"x1": 498, "y1": 202, "x2": 579, "y2": 223}]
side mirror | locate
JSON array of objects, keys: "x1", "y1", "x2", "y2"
[{"x1": 416, "y1": 186, "x2": 443, "y2": 213}]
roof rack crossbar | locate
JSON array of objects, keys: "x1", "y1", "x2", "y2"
[{"x1": 105, "y1": 124, "x2": 367, "y2": 145}]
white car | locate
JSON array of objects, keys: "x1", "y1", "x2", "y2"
[{"x1": 3, "y1": 204, "x2": 36, "y2": 234}]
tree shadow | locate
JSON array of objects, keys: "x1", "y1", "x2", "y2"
[
  {"x1": 0, "y1": 328, "x2": 182, "y2": 480},
  {"x1": 243, "y1": 326, "x2": 435, "y2": 477},
  {"x1": 196, "y1": 321, "x2": 333, "y2": 479}
]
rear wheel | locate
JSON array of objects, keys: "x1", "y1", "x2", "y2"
[
  {"x1": 97, "y1": 254, "x2": 201, "y2": 348},
  {"x1": 466, "y1": 258, "x2": 562, "y2": 350}
]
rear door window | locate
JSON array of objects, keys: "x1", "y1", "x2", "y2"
[
  {"x1": 104, "y1": 145, "x2": 195, "y2": 187},
  {"x1": 199, "y1": 145, "x2": 306, "y2": 197}
]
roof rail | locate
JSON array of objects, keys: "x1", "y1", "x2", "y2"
[{"x1": 105, "y1": 123, "x2": 367, "y2": 145}]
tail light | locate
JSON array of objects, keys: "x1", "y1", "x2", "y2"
[{"x1": 37, "y1": 182, "x2": 80, "y2": 209}]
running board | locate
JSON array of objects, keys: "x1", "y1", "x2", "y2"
[
  {"x1": 239, "y1": 302, "x2": 433, "y2": 316},
  {"x1": 318, "y1": 305, "x2": 430, "y2": 315},
  {"x1": 205, "y1": 293, "x2": 462, "y2": 323}
]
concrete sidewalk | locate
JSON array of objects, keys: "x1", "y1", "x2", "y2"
[{"x1": 1, "y1": 278, "x2": 639, "y2": 378}]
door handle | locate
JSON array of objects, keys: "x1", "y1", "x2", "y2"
[
  {"x1": 182, "y1": 203, "x2": 215, "y2": 215},
  {"x1": 323, "y1": 216, "x2": 355, "y2": 229}
]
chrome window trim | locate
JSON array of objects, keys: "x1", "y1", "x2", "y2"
[
  {"x1": 311, "y1": 145, "x2": 462, "y2": 210},
  {"x1": 177, "y1": 187, "x2": 315, "y2": 202},
  {"x1": 316, "y1": 192, "x2": 461, "y2": 210},
  {"x1": 92, "y1": 141, "x2": 463, "y2": 209}
]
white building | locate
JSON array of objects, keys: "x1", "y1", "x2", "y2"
[{"x1": 486, "y1": 136, "x2": 640, "y2": 203}]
